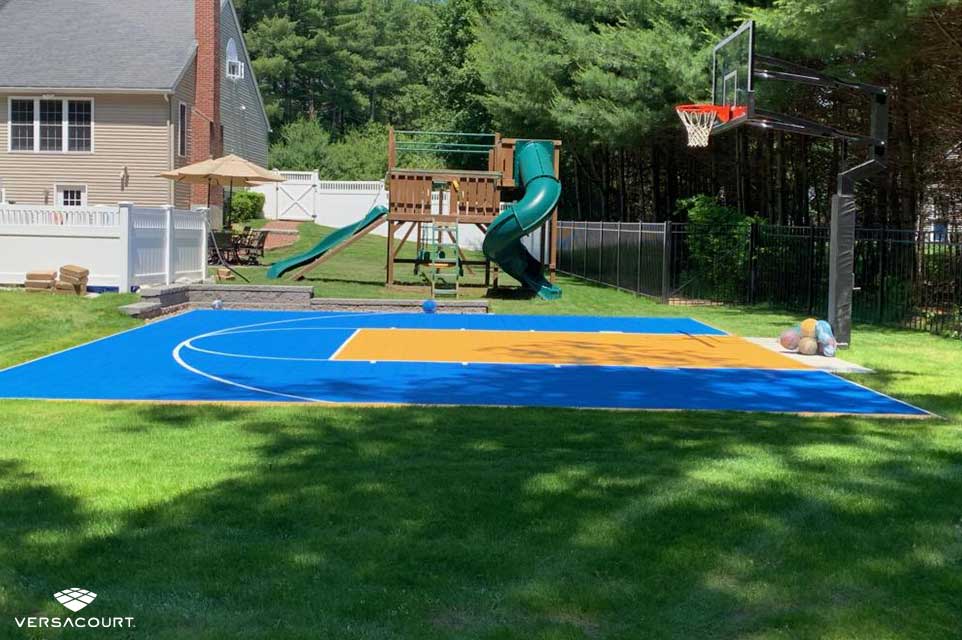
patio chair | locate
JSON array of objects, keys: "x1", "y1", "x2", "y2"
[{"x1": 237, "y1": 230, "x2": 269, "y2": 265}]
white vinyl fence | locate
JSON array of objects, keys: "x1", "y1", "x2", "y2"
[
  {"x1": 255, "y1": 174, "x2": 500, "y2": 249},
  {"x1": 0, "y1": 203, "x2": 208, "y2": 291}
]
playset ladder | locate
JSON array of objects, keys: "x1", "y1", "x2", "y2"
[{"x1": 419, "y1": 221, "x2": 460, "y2": 297}]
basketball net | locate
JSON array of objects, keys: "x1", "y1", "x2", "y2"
[{"x1": 675, "y1": 105, "x2": 719, "y2": 147}]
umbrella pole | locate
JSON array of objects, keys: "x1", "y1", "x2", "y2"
[
  {"x1": 205, "y1": 176, "x2": 249, "y2": 283},
  {"x1": 224, "y1": 178, "x2": 234, "y2": 229}
]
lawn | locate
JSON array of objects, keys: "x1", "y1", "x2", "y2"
[
  {"x1": 220, "y1": 221, "x2": 519, "y2": 300},
  {"x1": 1, "y1": 241, "x2": 961, "y2": 638}
]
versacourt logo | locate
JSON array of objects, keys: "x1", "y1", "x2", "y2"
[
  {"x1": 13, "y1": 587, "x2": 135, "y2": 630},
  {"x1": 54, "y1": 588, "x2": 97, "y2": 612}
]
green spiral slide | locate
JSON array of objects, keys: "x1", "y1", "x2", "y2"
[
  {"x1": 266, "y1": 205, "x2": 388, "y2": 279},
  {"x1": 482, "y1": 139, "x2": 562, "y2": 300}
]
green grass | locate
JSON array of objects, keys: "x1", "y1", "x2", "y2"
[
  {"x1": 1, "y1": 251, "x2": 961, "y2": 638},
  {"x1": 0, "y1": 290, "x2": 139, "y2": 370},
  {"x1": 219, "y1": 221, "x2": 521, "y2": 300}
]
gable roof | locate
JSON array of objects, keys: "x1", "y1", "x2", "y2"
[{"x1": 0, "y1": 0, "x2": 196, "y2": 92}]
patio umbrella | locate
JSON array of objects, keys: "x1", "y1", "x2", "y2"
[
  {"x1": 158, "y1": 154, "x2": 285, "y2": 225},
  {"x1": 158, "y1": 155, "x2": 285, "y2": 283}
]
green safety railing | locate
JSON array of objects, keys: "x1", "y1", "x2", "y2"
[{"x1": 394, "y1": 130, "x2": 496, "y2": 156}]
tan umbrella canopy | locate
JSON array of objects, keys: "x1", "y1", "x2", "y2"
[
  {"x1": 159, "y1": 154, "x2": 285, "y2": 187},
  {"x1": 158, "y1": 154, "x2": 285, "y2": 226}
]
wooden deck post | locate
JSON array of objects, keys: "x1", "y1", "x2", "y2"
[
  {"x1": 386, "y1": 220, "x2": 396, "y2": 284},
  {"x1": 388, "y1": 127, "x2": 397, "y2": 170},
  {"x1": 549, "y1": 141, "x2": 562, "y2": 283}
]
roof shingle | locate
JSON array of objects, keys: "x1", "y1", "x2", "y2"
[{"x1": 0, "y1": 0, "x2": 197, "y2": 91}]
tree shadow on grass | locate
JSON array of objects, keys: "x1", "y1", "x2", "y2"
[{"x1": 3, "y1": 406, "x2": 962, "y2": 639}]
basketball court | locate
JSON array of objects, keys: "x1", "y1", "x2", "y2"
[{"x1": 0, "y1": 310, "x2": 927, "y2": 416}]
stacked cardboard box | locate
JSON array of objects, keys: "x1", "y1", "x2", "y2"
[
  {"x1": 24, "y1": 270, "x2": 57, "y2": 293},
  {"x1": 56, "y1": 265, "x2": 89, "y2": 296}
]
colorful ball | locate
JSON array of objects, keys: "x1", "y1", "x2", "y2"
[
  {"x1": 797, "y1": 336, "x2": 819, "y2": 356},
  {"x1": 819, "y1": 337, "x2": 838, "y2": 358},
  {"x1": 800, "y1": 318, "x2": 818, "y2": 338},
  {"x1": 815, "y1": 320, "x2": 834, "y2": 343},
  {"x1": 422, "y1": 299, "x2": 437, "y2": 314},
  {"x1": 211, "y1": 299, "x2": 223, "y2": 310},
  {"x1": 779, "y1": 328, "x2": 800, "y2": 350}
]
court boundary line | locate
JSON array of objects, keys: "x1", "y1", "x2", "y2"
[
  {"x1": 0, "y1": 395, "x2": 934, "y2": 419},
  {"x1": 0, "y1": 310, "x2": 192, "y2": 376},
  {"x1": 0, "y1": 308, "x2": 928, "y2": 417},
  {"x1": 826, "y1": 370, "x2": 936, "y2": 418}
]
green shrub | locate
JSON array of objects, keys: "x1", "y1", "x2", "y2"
[
  {"x1": 675, "y1": 195, "x2": 754, "y2": 302},
  {"x1": 268, "y1": 119, "x2": 331, "y2": 173},
  {"x1": 228, "y1": 190, "x2": 265, "y2": 222}
]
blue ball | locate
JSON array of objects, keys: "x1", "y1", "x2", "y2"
[
  {"x1": 422, "y1": 299, "x2": 437, "y2": 314},
  {"x1": 815, "y1": 320, "x2": 834, "y2": 342}
]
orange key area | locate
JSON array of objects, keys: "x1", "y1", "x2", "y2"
[{"x1": 334, "y1": 329, "x2": 810, "y2": 370}]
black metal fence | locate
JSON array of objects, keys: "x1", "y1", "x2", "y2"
[{"x1": 557, "y1": 221, "x2": 962, "y2": 338}]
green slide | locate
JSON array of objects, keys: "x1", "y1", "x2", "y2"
[
  {"x1": 482, "y1": 140, "x2": 562, "y2": 300},
  {"x1": 267, "y1": 205, "x2": 389, "y2": 279}
]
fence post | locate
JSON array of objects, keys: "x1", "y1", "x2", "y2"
[
  {"x1": 599, "y1": 223, "x2": 604, "y2": 281},
  {"x1": 877, "y1": 225, "x2": 886, "y2": 323},
  {"x1": 199, "y1": 207, "x2": 210, "y2": 283},
  {"x1": 583, "y1": 222, "x2": 588, "y2": 277},
  {"x1": 615, "y1": 222, "x2": 622, "y2": 289},
  {"x1": 118, "y1": 202, "x2": 134, "y2": 293},
  {"x1": 661, "y1": 221, "x2": 672, "y2": 303},
  {"x1": 164, "y1": 205, "x2": 175, "y2": 285},
  {"x1": 806, "y1": 224, "x2": 816, "y2": 314}
]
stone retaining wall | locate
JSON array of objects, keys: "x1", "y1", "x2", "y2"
[
  {"x1": 120, "y1": 284, "x2": 489, "y2": 318},
  {"x1": 310, "y1": 298, "x2": 488, "y2": 314}
]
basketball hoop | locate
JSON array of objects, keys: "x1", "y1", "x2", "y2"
[{"x1": 675, "y1": 104, "x2": 734, "y2": 147}]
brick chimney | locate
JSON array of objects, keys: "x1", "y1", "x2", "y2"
[{"x1": 191, "y1": 0, "x2": 223, "y2": 207}]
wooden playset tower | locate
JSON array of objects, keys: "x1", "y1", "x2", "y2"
[{"x1": 385, "y1": 128, "x2": 561, "y2": 289}]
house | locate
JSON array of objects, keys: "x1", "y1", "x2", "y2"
[{"x1": 0, "y1": 0, "x2": 269, "y2": 211}]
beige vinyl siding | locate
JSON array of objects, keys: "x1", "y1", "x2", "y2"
[
  {"x1": 221, "y1": 0, "x2": 270, "y2": 168},
  {"x1": 0, "y1": 93, "x2": 172, "y2": 207},
  {"x1": 172, "y1": 59, "x2": 196, "y2": 209}
]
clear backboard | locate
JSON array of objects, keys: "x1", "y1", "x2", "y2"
[{"x1": 712, "y1": 21, "x2": 755, "y2": 128}]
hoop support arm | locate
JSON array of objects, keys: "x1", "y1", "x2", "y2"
[
  {"x1": 754, "y1": 55, "x2": 886, "y2": 95},
  {"x1": 749, "y1": 109, "x2": 878, "y2": 145}
]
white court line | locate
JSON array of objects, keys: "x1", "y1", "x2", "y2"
[
  {"x1": 171, "y1": 311, "x2": 402, "y2": 403},
  {"x1": 172, "y1": 340, "x2": 325, "y2": 403},
  {"x1": 329, "y1": 329, "x2": 360, "y2": 360},
  {"x1": 827, "y1": 371, "x2": 935, "y2": 417},
  {"x1": 0, "y1": 310, "x2": 189, "y2": 375},
  {"x1": 184, "y1": 343, "x2": 335, "y2": 363}
]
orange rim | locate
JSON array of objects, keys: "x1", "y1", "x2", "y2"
[{"x1": 675, "y1": 103, "x2": 740, "y2": 124}]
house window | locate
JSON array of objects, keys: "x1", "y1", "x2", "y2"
[
  {"x1": 7, "y1": 97, "x2": 93, "y2": 153},
  {"x1": 933, "y1": 221, "x2": 948, "y2": 243},
  {"x1": 10, "y1": 99, "x2": 34, "y2": 151},
  {"x1": 68, "y1": 100, "x2": 92, "y2": 152},
  {"x1": 178, "y1": 102, "x2": 188, "y2": 157},
  {"x1": 226, "y1": 38, "x2": 245, "y2": 80},
  {"x1": 56, "y1": 184, "x2": 87, "y2": 208},
  {"x1": 39, "y1": 100, "x2": 63, "y2": 151}
]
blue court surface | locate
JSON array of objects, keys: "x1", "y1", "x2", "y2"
[{"x1": 0, "y1": 310, "x2": 928, "y2": 416}]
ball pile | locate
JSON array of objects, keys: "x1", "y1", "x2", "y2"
[{"x1": 778, "y1": 318, "x2": 837, "y2": 357}]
